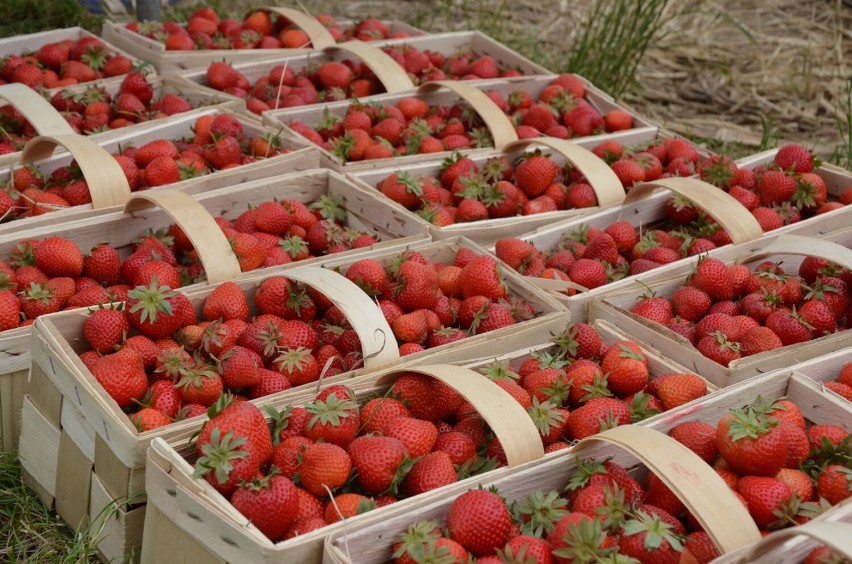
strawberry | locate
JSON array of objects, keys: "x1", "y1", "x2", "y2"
[
  {"x1": 757, "y1": 171, "x2": 798, "y2": 206},
  {"x1": 33, "y1": 237, "x2": 83, "y2": 278},
  {"x1": 131, "y1": 408, "x2": 172, "y2": 432},
  {"x1": 400, "y1": 450, "x2": 458, "y2": 497},
  {"x1": 393, "y1": 260, "x2": 439, "y2": 312},
  {"x1": 716, "y1": 408, "x2": 787, "y2": 477},
  {"x1": 347, "y1": 435, "x2": 407, "y2": 495},
  {"x1": 445, "y1": 489, "x2": 512, "y2": 557},
  {"x1": 514, "y1": 150, "x2": 559, "y2": 197},
  {"x1": 202, "y1": 281, "x2": 249, "y2": 322},
  {"x1": 304, "y1": 390, "x2": 360, "y2": 448},
  {"x1": 774, "y1": 144, "x2": 814, "y2": 173},
  {"x1": 84, "y1": 306, "x2": 129, "y2": 353},
  {"x1": 668, "y1": 421, "x2": 718, "y2": 463},
  {"x1": 272, "y1": 347, "x2": 318, "y2": 386},
  {"x1": 630, "y1": 295, "x2": 673, "y2": 325},
  {"x1": 618, "y1": 509, "x2": 684, "y2": 564},
  {"x1": 125, "y1": 278, "x2": 183, "y2": 339},
  {"x1": 655, "y1": 373, "x2": 707, "y2": 410},
  {"x1": 696, "y1": 331, "x2": 741, "y2": 367},
  {"x1": 688, "y1": 257, "x2": 733, "y2": 302},
  {"x1": 601, "y1": 342, "x2": 648, "y2": 396},
  {"x1": 89, "y1": 347, "x2": 148, "y2": 408},
  {"x1": 736, "y1": 476, "x2": 792, "y2": 529},
  {"x1": 230, "y1": 474, "x2": 298, "y2": 542},
  {"x1": 565, "y1": 397, "x2": 630, "y2": 440},
  {"x1": 816, "y1": 465, "x2": 852, "y2": 505}
]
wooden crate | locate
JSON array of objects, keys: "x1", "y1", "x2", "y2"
[
  {"x1": 0, "y1": 168, "x2": 428, "y2": 450},
  {"x1": 343, "y1": 132, "x2": 680, "y2": 247},
  {"x1": 0, "y1": 107, "x2": 318, "y2": 236},
  {"x1": 102, "y1": 16, "x2": 424, "y2": 73},
  {"x1": 0, "y1": 77, "x2": 244, "y2": 169},
  {"x1": 138, "y1": 314, "x2": 703, "y2": 563},
  {"x1": 321, "y1": 368, "x2": 851, "y2": 563},
  {"x1": 176, "y1": 30, "x2": 553, "y2": 119},
  {"x1": 590, "y1": 234, "x2": 852, "y2": 388},
  {"x1": 261, "y1": 75, "x2": 656, "y2": 172}
]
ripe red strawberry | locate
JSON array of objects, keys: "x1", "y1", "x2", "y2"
[
  {"x1": 601, "y1": 342, "x2": 648, "y2": 396},
  {"x1": 394, "y1": 260, "x2": 440, "y2": 312},
  {"x1": 610, "y1": 159, "x2": 645, "y2": 188},
  {"x1": 33, "y1": 237, "x2": 83, "y2": 278},
  {"x1": 774, "y1": 144, "x2": 814, "y2": 173},
  {"x1": 89, "y1": 347, "x2": 148, "y2": 408},
  {"x1": 347, "y1": 435, "x2": 407, "y2": 495},
  {"x1": 618, "y1": 510, "x2": 684, "y2": 564},
  {"x1": 696, "y1": 331, "x2": 741, "y2": 367},
  {"x1": 736, "y1": 476, "x2": 792, "y2": 529},
  {"x1": 388, "y1": 372, "x2": 464, "y2": 422},
  {"x1": 764, "y1": 309, "x2": 813, "y2": 345},
  {"x1": 668, "y1": 421, "x2": 718, "y2": 463},
  {"x1": 688, "y1": 257, "x2": 734, "y2": 302},
  {"x1": 230, "y1": 474, "x2": 298, "y2": 542},
  {"x1": 816, "y1": 465, "x2": 852, "y2": 505},
  {"x1": 400, "y1": 451, "x2": 457, "y2": 497},
  {"x1": 202, "y1": 281, "x2": 249, "y2": 322},
  {"x1": 655, "y1": 374, "x2": 707, "y2": 410},
  {"x1": 131, "y1": 407, "x2": 172, "y2": 432},
  {"x1": 670, "y1": 286, "x2": 711, "y2": 322},
  {"x1": 383, "y1": 416, "x2": 438, "y2": 459},
  {"x1": 445, "y1": 489, "x2": 512, "y2": 557},
  {"x1": 303, "y1": 390, "x2": 360, "y2": 448},
  {"x1": 125, "y1": 279, "x2": 183, "y2": 339},
  {"x1": 716, "y1": 408, "x2": 787, "y2": 477},
  {"x1": 740, "y1": 326, "x2": 783, "y2": 356},
  {"x1": 630, "y1": 295, "x2": 673, "y2": 325},
  {"x1": 84, "y1": 306, "x2": 129, "y2": 353},
  {"x1": 566, "y1": 397, "x2": 630, "y2": 440},
  {"x1": 514, "y1": 150, "x2": 559, "y2": 197},
  {"x1": 757, "y1": 171, "x2": 797, "y2": 205}
]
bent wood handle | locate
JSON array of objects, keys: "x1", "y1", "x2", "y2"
[
  {"x1": 418, "y1": 81, "x2": 518, "y2": 150},
  {"x1": 376, "y1": 364, "x2": 545, "y2": 467},
  {"x1": 745, "y1": 520, "x2": 852, "y2": 560},
  {"x1": 738, "y1": 234, "x2": 852, "y2": 271},
  {"x1": 279, "y1": 266, "x2": 400, "y2": 370},
  {"x1": 124, "y1": 190, "x2": 241, "y2": 285},
  {"x1": 251, "y1": 6, "x2": 336, "y2": 49},
  {"x1": 0, "y1": 83, "x2": 74, "y2": 136},
  {"x1": 575, "y1": 426, "x2": 762, "y2": 554},
  {"x1": 502, "y1": 137, "x2": 625, "y2": 208},
  {"x1": 21, "y1": 134, "x2": 131, "y2": 209},
  {"x1": 324, "y1": 41, "x2": 415, "y2": 93},
  {"x1": 622, "y1": 177, "x2": 763, "y2": 245}
]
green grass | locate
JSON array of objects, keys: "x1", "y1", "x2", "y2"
[
  {"x1": 830, "y1": 77, "x2": 852, "y2": 170},
  {"x1": 0, "y1": 450, "x2": 98, "y2": 562},
  {"x1": 0, "y1": 0, "x2": 102, "y2": 38}
]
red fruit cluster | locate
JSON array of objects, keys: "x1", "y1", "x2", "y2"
[
  {"x1": 472, "y1": 322, "x2": 707, "y2": 450},
  {"x1": 0, "y1": 193, "x2": 377, "y2": 328},
  {"x1": 697, "y1": 144, "x2": 848, "y2": 230},
  {"x1": 287, "y1": 74, "x2": 635, "y2": 162},
  {"x1": 0, "y1": 36, "x2": 133, "y2": 89},
  {"x1": 127, "y1": 9, "x2": 414, "y2": 52},
  {"x1": 1, "y1": 113, "x2": 290, "y2": 222},
  {"x1": 79, "y1": 274, "x2": 373, "y2": 429},
  {"x1": 191, "y1": 371, "x2": 525, "y2": 542},
  {"x1": 0, "y1": 73, "x2": 193, "y2": 151},
  {"x1": 205, "y1": 46, "x2": 527, "y2": 114},
  {"x1": 390, "y1": 397, "x2": 850, "y2": 563},
  {"x1": 343, "y1": 250, "x2": 537, "y2": 354},
  {"x1": 630, "y1": 255, "x2": 852, "y2": 366},
  {"x1": 824, "y1": 362, "x2": 852, "y2": 402}
]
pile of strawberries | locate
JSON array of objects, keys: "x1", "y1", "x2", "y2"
[
  {"x1": 629, "y1": 254, "x2": 852, "y2": 366},
  {"x1": 1, "y1": 113, "x2": 291, "y2": 222},
  {"x1": 469, "y1": 323, "x2": 708, "y2": 448},
  {"x1": 286, "y1": 74, "x2": 635, "y2": 162},
  {"x1": 388, "y1": 396, "x2": 851, "y2": 563},
  {"x1": 824, "y1": 362, "x2": 852, "y2": 402},
  {"x1": 203, "y1": 45, "x2": 527, "y2": 114},
  {"x1": 126, "y1": 8, "x2": 415, "y2": 51},
  {"x1": 0, "y1": 196, "x2": 378, "y2": 330},
  {"x1": 185, "y1": 322, "x2": 704, "y2": 543},
  {"x1": 0, "y1": 36, "x2": 133, "y2": 89},
  {"x1": 0, "y1": 72, "x2": 194, "y2": 152}
]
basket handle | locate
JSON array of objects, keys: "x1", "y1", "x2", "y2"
[
  {"x1": 250, "y1": 6, "x2": 336, "y2": 49},
  {"x1": 124, "y1": 190, "x2": 242, "y2": 285},
  {"x1": 276, "y1": 266, "x2": 400, "y2": 370},
  {"x1": 502, "y1": 137, "x2": 625, "y2": 208},
  {"x1": 20, "y1": 134, "x2": 131, "y2": 209},
  {"x1": 0, "y1": 83, "x2": 74, "y2": 136},
  {"x1": 576, "y1": 426, "x2": 761, "y2": 554},
  {"x1": 323, "y1": 41, "x2": 415, "y2": 93},
  {"x1": 745, "y1": 521, "x2": 852, "y2": 560},
  {"x1": 375, "y1": 364, "x2": 545, "y2": 467},
  {"x1": 418, "y1": 81, "x2": 518, "y2": 150},
  {"x1": 621, "y1": 177, "x2": 763, "y2": 245},
  {"x1": 737, "y1": 234, "x2": 852, "y2": 270}
]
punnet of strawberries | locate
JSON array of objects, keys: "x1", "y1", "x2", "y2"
[
  {"x1": 202, "y1": 45, "x2": 528, "y2": 115},
  {"x1": 628, "y1": 254, "x2": 852, "y2": 367},
  {"x1": 0, "y1": 195, "x2": 378, "y2": 331},
  {"x1": 1, "y1": 113, "x2": 292, "y2": 222},
  {"x1": 0, "y1": 72, "x2": 196, "y2": 152},
  {"x1": 824, "y1": 362, "x2": 852, "y2": 402},
  {"x1": 601, "y1": 139, "x2": 851, "y2": 227},
  {"x1": 386, "y1": 396, "x2": 851, "y2": 564},
  {"x1": 492, "y1": 142, "x2": 852, "y2": 294},
  {"x1": 0, "y1": 36, "x2": 134, "y2": 89},
  {"x1": 286, "y1": 74, "x2": 635, "y2": 162},
  {"x1": 184, "y1": 322, "x2": 704, "y2": 544},
  {"x1": 126, "y1": 9, "x2": 418, "y2": 52},
  {"x1": 464, "y1": 322, "x2": 709, "y2": 450}
]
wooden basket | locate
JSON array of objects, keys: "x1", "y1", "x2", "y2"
[
  {"x1": 0, "y1": 168, "x2": 428, "y2": 451},
  {"x1": 0, "y1": 106, "x2": 318, "y2": 236},
  {"x1": 262, "y1": 74, "x2": 656, "y2": 172},
  {"x1": 322, "y1": 367, "x2": 852, "y2": 563},
  {"x1": 0, "y1": 77, "x2": 245, "y2": 169},
  {"x1": 101, "y1": 11, "x2": 425, "y2": 73},
  {"x1": 500, "y1": 174, "x2": 764, "y2": 321},
  {"x1": 0, "y1": 27, "x2": 144, "y2": 86},
  {"x1": 175, "y1": 30, "x2": 553, "y2": 118},
  {"x1": 590, "y1": 234, "x2": 852, "y2": 388},
  {"x1": 344, "y1": 135, "x2": 643, "y2": 246},
  {"x1": 18, "y1": 259, "x2": 406, "y2": 562}
]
